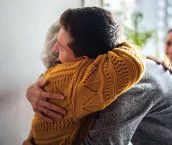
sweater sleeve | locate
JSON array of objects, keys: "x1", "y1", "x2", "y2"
[
  {"x1": 74, "y1": 42, "x2": 145, "y2": 120},
  {"x1": 80, "y1": 82, "x2": 151, "y2": 145},
  {"x1": 81, "y1": 60, "x2": 172, "y2": 145}
]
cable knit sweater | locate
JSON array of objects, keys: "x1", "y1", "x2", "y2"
[
  {"x1": 81, "y1": 60, "x2": 172, "y2": 145},
  {"x1": 31, "y1": 42, "x2": 145, "y2": 145}
]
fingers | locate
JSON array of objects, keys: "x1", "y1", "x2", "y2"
[
  {"x1": 146, "y1": 56, "x2": 161, "y2": 64},
  {"x1": 35, "y1": 110, "x2": 53, "y2": 123},
  {"x1": 38, "y1": 79, "x2": 49, "y2": 87},
  {"x1": 28, "y1": 79, "x2": 67, "y2": 122},
  {"x1": 146, "y1": 56, "x2": 172, "y2": 73},
  {"x1": 161, "y1": 61, "x2": 172, "y2": 73},
  {"x1": 26, "y1": 81, "x2": 43, "y2": 103},
  {"x1": 169, "y1": 66, "x2": 172, "y2": 73},
  {"x1": 40, "y1": 91, "x2": 65, "y2": 100},
  {"x1": 39, "y1": 100, "x2": 66, "y2": 115},
  {"x1": 36, "y1": 80, "x2": 65, "y2": 100},
  {"x1": 37, "y1": 106, "x2": 63, "y2": 120},
  {"x1": 161, "y1": 61, "x2": 170, "y2": 70}
]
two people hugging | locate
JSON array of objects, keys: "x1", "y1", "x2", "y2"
[{"x1": 24, "y1": 7, "x2": 146, "y2": 145}]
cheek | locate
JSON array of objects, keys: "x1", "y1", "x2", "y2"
[
  {"x1": 58, "y1": 48, "x2": 77, "y2": 63},
  {"x1": 169, "y1": 47, "x2": 172, "y2": 53},
  {"x1": 165, "y1": 46, "x2": 172, "y2": 55},
  {"x1": 165, "y1": 46, "x2": 169, "y2": 55},
  {"x1": 59, "y1": 51, "x2": 69, "y2": 63}
]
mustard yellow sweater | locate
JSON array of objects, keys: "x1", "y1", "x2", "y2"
[{"x1": 32, "y1": 42, "x2": 145, "y2": 145}]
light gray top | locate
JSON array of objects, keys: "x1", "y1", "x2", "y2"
[{"x1": 81, "y1": 59, "x2": 172, "y2": 145}]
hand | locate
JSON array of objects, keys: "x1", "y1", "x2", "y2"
[
  {"x1": 146, "y1": 56, "x2": 172, "y2": 73},
  {"x1": 26, "y1": 79, "x2": 67, "y2": 123}
]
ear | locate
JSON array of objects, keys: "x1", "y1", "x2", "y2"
[
  {"x1": 83, "y1": 56, "x2": 89, "y2": 59},
  {"x1": 76, "y1": 56, "x2": 88, "y2": 61}
]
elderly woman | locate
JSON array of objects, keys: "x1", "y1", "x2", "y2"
[
  {"x1": 23, "y1": 21, "x2": 61, "y2": 145},
  {"x1": 42, "y1": 21, "x2": 61, "y2": 69}
]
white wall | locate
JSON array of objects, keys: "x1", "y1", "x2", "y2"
[
  {"x1": 0, "y1": 0, "x2": 81, "y2": 145},
  {"x1": 84, "y1": 0, "x2": 102, "y2": 7}
]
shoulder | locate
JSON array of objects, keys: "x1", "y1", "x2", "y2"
[
  {"x1": 143, "y1": 59, "x2": 172, "y2": 96},
  {"x1": 98, "y1": 59, "x2": 172, "y2": 117}
]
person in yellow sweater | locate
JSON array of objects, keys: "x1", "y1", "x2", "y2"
[{"x1": 30, "y1": 7, "x2": 145, "y2": 145}]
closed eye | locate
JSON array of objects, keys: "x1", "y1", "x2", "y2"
[{"x1": 57, "y1": 40, "x2": 64, "y2": 51}]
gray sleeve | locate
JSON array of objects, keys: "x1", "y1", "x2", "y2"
[
  {"x1": 81, "y1": 60, "x2": 172, "y2": 145},
  {"x1": 81, "y1": 84, "x2": 154, "y2": 145}
]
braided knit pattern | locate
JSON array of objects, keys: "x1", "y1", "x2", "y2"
[{"x1": 32, "y1": 42, "x2": 145, "y2": 145}]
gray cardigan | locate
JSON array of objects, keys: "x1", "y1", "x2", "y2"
[{"x1": 81, "y1": 59, "x2": 172, "y2": 145}]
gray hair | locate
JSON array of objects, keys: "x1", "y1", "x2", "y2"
[
  {"x1": 42, "y1": 21, "x2": 61, "y2": 69},
  {"x1": 42, "y1": 14, "x2": 121, "y2": 68}
]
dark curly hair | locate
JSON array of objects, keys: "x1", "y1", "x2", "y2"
[{"x1": 59, "y1": 7, "x2": 120, "y2": 59}]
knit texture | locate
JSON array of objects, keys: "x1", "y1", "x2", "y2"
[
  {"x1": 80, "y1": 59, "x2": 172, "y2": 145},
  {"x1": 32, "y1": 42, "x2": 145, "y2": 145}
]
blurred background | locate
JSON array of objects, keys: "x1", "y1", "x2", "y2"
[{"x1": 0, "y1": 0, "x2": 171, "y2": 145}]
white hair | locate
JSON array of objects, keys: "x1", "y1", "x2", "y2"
[{"x1": 42, "y1": 21, "x2": 61, "y2": 69}]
